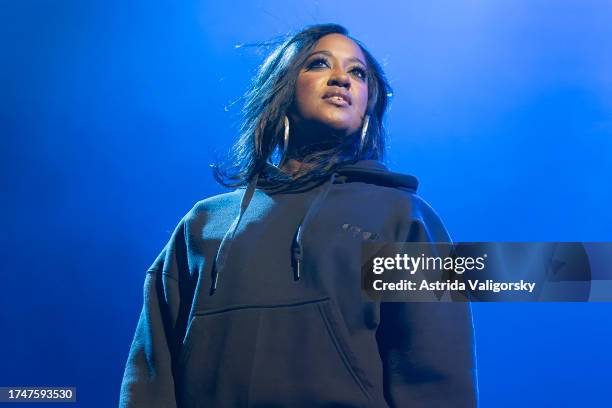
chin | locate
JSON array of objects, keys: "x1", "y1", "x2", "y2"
[
  {"x1": 318, "y1": 114, "x2": 359, "y2": 135},
  {"x1": 311, "y1": 122, "x2": 350, "y2": 138}
]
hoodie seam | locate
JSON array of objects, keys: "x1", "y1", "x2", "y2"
[
  {"x1": 193, "y1": 297, "x2": 330, "y2": 316},
  {"x1": 317, "y1": 303, "x2": 372, "y2": 402}
]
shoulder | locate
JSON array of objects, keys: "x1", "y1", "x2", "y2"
[
  {"x1": 384, "y1": 187, "x2": 451, "y2": 242},
  {"x1": 182, "y1": 190, "x2": 242, "y2": 223},
  {"x1": 186, "y1": 188, "x2": 242, "y2": 218},
  {"x1": 374, "y1": 186, "x2": 444, "y2": 224}
]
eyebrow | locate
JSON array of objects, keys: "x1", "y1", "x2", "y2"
[{"x1": 306, "y1": 50, "x2": 367, "y2": 67}]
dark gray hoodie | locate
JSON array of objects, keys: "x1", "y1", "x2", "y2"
[{"x1": 119, "y1": 160, "x2": 477, "y2": 407}]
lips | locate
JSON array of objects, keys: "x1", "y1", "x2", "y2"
[{"x1": 322, "y1": 90, "x2": 352, "y2": 106}]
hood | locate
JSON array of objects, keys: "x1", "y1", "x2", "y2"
[
  {"x1": 259, "y1": 160, "x2": 418, "y2": 193},
  {"x1": 334, "y1": 160, "x2": 418, "y2": 192},
  {"x1": 209, "y1": 160, "x2": 418, "y2": 295}
]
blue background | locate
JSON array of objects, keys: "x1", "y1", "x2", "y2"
[{"x1": 2, "y1": 1, "x2": 611, "y2": 406}]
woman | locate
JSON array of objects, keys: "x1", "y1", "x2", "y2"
[{"x1": 120, "y1": 23, "x2": 477, "y2": 408}]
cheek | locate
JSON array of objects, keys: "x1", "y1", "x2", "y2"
[
  {"x1": 355, "y1": 85, "x2": 369, "y2": 115},
  {"x1": 294, "y1": 76, "x2": 321, "y2": 116}
]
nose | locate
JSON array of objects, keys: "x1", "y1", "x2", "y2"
[{"x1": 327, "y1": 68, "x2": 351, "y2": 89}]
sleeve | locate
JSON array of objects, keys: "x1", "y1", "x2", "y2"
[
  {"x1": 119, "y1": 216, "x2": 194, "y2": 408},
  {"x1": 376, "y1": 198, "x2": 478, "y2": 408}
]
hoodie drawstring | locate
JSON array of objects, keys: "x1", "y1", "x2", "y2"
[
  {"x1": 210, "y1": 173, "x2": 259, "y2": 295},
  {"x1": 210, "y1": 171, "x2": 339, "y2": 295},
  {"x1": 291, "y1": 172, "x2": 338, "y2": 280}
]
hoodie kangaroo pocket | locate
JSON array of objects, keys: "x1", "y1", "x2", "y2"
[{"x1": 176, "y1": 297, "x2": 372, "y2": 408}]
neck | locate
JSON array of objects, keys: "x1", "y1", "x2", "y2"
[
  {"x1": 278, "y1": 119, "x2": 358, "y2": 177},
  {"x1": 289, "y1": 119, "x2": 348, "y2": 151},
  {"x1": 280, "y1": 158, "x2": 312, "y2": 177}
]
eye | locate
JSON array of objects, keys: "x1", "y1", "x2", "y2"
[
  {"x1": 305, "y1": 57, "x2": 367, "y2": 81},
  {"x1": 306, "y1": 57, "x2": 330, "y2": 70},
  {"x1": 350, "y1": 66, "x2": 367, "y2": 81}
]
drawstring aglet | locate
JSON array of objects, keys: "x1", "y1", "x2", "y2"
[
  {"x1": 209, "y1": 265, "x2": 219, "y2": 295},
  {"x1": 292, "y1": 238, "x2": 303, "y2": 281},
  {"x1": 293, "y1": 249, "x2": 303, "y2": 281},
  {"x1": 296, "y1": 257, "x2": 302, "y2": 280}
]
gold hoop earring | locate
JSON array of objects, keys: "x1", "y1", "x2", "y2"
[
  {"x1": 278, "y1": 116, "x2": 290, "y2": 167},
  {"x1": 358, "y1": 114, "x2": 370, "y2": 156}
]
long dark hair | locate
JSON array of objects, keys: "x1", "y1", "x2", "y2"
[{"x1": 213, "y1": 23, "x2": 392, "y2": 188}]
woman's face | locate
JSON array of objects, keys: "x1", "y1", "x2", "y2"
[{"x1": 291, "y1": 34, "x2": 369, "y2": 137}]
